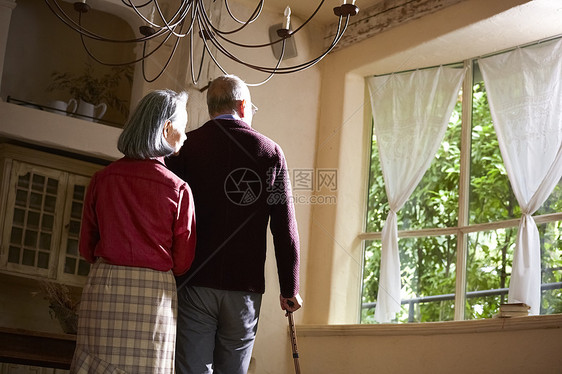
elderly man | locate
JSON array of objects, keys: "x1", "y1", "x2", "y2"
[{"x1": 167, "y1": 75, "x2": 302, "y2": 374}]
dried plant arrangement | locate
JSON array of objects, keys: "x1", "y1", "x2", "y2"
[{"x1": 39, "y1": 280, "x2": 80, "y2": 334}]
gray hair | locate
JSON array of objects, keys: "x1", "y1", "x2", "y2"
[
  {"x1": 118, "y1": 89, "x2": 188, "y2": 159},
  {"x1": 207, "y1": 75, "x2": 250, "y2": 117}
]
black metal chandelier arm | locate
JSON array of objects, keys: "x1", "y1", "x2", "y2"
[
  {"x1": 78, "y1": 33, "x2": 135, "y2": 67},
  {"x1": 209, "y1": 28, "x2": 288, "y2": 49},
  {"x1": 196, "y1": 21, "x2": 248, "y2": 65},
  {"x1": 45, "y1": 0, "x2": 360, "y2": 84},
  {"x1": 223, "y1": 0, "x2": 263, "y2": 26},
  {"x1": 201, "y1": 25, "x2": 297, "y2": 74},
  {"x1": 44, "y1": 0, "x2": 174, "y2": 43},
  {"x1": 44, "y1": 0, "x2": 105, "y2": 40},
  {"x1": 200, "y1": 10, "x2": 288, "y2": 77},
  {"x1": 135, "y1": 26, "x2": 180, "y2": 62},
  {"x1": 153, "y1": 20, "x2": 190, "y2": 40},
  {"x1": 142, "y1": 16, "x2": 190, "y2": 82},
  {"x1": 176, "y1": 9, "x2": 196, "y2": 39},
  {"x1": 120, "y1": 0, "x2": 188, "y2": 37},
  {"x1": 216, "y1": 15, "x2": 349, "y2": 75},
  {"x1": 194, "y1": 0, "x2": 326, "y2": 50},
  {"x1": 198, "y1": 0, "x2": 261, "y2": 36},
  {"x1": 197, "y1": 27, "x2": 283, "y2": 87},
  {"x1": 148, "y1": 1, "x2": 192, "y2": 36},
  {"x1": 142, "y1": 33, "x2": 182, "y2": 82},
  {"x1": 204, "y1": 14, "x2": 297, "y2": 50},
  {"x1": 203, "y1": 27, "x2": 287, "y2": 76},
  {"x1": 189, "y1": 9, "x2": 225, "y2": 86},
  {"x1": 194, "y1": 14, "x2": 230, "y2": 77},
  {"x1": 120, "y1": 0, "x2": 152, "y2": 9},
  {"x1": 188, "y1": 27, "x2": 209, "y2": 85},
  {"x1": 77, "y1": 18, "x2": 178, "y2": 67},
  {"x1": 187, "y1": 3, "x2": 214, "y2": 86},
  {"x1": 197, "y1": 11, "x2": 290, "y2": 50},
  {"x1": 259, "y1": 15, "x2": 349, "y2": 74},
  {"x1": 289, "y1": 0, "x2": 326, "y2": 35},
  {"x1": 246, "y1": 39, "x2": 287, "y2": 87}
]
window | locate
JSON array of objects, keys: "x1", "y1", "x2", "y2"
[{"x1": 361, "y1": 59, "x2": 562, "y2": 323}]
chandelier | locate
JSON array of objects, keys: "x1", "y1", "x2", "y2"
[{"x1": 44, "y1": 0, "x2": 359, "y2": 86}]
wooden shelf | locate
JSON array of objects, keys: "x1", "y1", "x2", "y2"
[{"x1": 0, "y1": 327, "x2": 76, "y2": 369}]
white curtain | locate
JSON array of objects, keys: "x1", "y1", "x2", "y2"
[
  {"x1": 367, "y1": 66, "x2": 466, "y2": 322},
  {"x1": 478, "y1": 38, "x2": 562, "y2": 315}
]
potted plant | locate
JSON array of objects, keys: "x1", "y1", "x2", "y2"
[{"x1": 47, "y1": 62, "x2": 133, "y2": 122}]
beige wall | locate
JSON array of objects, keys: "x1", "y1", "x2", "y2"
[
  {"x1": 295, "y1": 315, "x2": 562, "y2": 373},
  {"x1": 297, "y1": 0, "x2": 562, "y2": 374},
  {"x1": 0, "y1": 1, "x2": 16, "y2": 81},
  {"x1": 298, "y1": 0, "x2": 562, "y2": 372},
  {"x1": 306, "y1": 0, "x2": 562, "y2": 324}
]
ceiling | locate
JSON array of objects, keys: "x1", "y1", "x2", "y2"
[
  {"x1": 238, "y1": 0, "x2": 383, "y2": 26},
  {"x1": 80, "y1": 0, "x2": 383, "y2": 30}
]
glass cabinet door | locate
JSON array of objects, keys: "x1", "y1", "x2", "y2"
[
  {"x1": 2, "y1": 161, "x2": 67, "y2": 278},
  {"x1": 1, "y1": 160, "x2": 91, "y2": 285},
  {"x1": 57, "y1": 174, "x2": 91, "y2": 283}
]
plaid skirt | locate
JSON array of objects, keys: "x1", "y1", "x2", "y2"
[{"x1": 70, "y1": 261, "x2": 177, "y2": 374}]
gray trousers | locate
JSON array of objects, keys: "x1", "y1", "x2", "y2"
[{"x1": 175, "y1": 286, "x2": 262, "y2": 374}]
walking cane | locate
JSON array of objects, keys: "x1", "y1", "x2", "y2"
[{"x1": 287, "y1": 301, "x2": 301, "y2": 374}]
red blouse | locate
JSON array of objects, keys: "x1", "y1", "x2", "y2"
[{"x1": 79, "y1": 157, "x2": 196, "y2": 276}]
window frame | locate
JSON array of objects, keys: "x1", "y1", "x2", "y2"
[{"x1": 360, "y1": 58, "x2": 562, "y2": 322}]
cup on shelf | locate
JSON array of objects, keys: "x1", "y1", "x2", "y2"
[
  {"x1": 74, "y1": 99, "x2": 107, "y2": 122},
  {"x1": 47, "y1": 99, "x2": 77, "y2": 116}
]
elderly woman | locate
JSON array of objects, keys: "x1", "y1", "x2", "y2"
[{"x1": 70, "y1": 90, "x2": 197, "y2": 374}]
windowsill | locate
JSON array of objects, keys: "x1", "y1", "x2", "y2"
[{"x1": 296, "y1": 314, "x2": 562, "y2": 337}]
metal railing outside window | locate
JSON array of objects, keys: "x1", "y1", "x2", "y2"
[{"x1": 362, "y1": 282, "x2": 562, "y2": 323}]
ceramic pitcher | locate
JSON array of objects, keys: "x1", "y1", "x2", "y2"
[
  {"x1": 75, "y1": 99, "x2": 107, "y2": 122},
  {"x1": 47, "y1": 99, "x2": 77, "y2": 115}
]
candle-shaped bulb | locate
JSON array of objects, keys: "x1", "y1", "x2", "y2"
[{"x1": 284, "y1": 6, "x2": 291, "y2": 30}]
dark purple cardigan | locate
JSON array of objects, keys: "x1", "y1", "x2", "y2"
[{"x1": 166, "y1": 118, "x2": 300, "y2": 297}]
